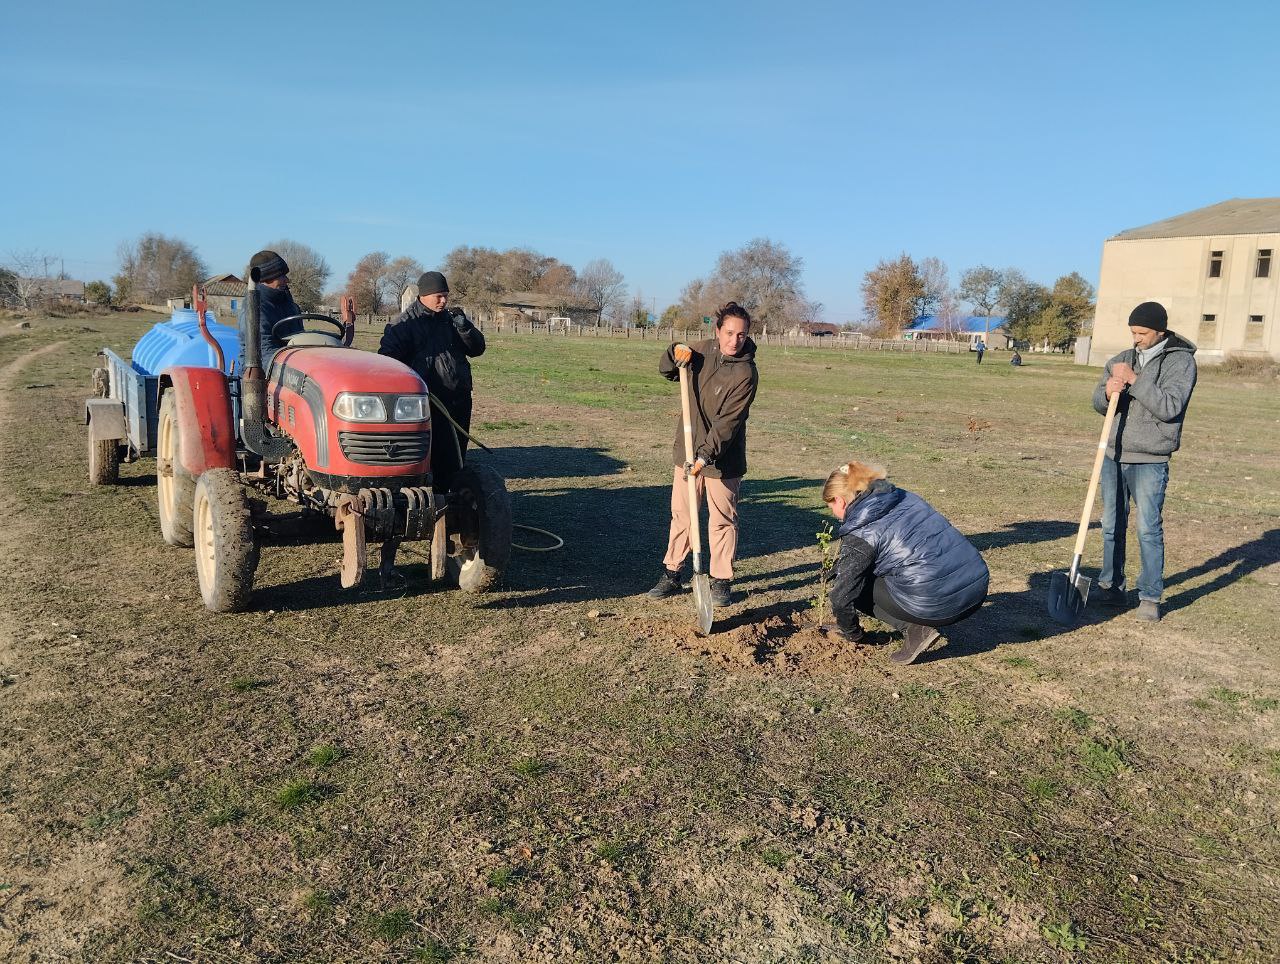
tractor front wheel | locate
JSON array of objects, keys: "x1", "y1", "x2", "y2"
[
  {"x1": 448, "y1": 465, "x2": 512, "y2": 593},
  {"x1": 192, "y1": 468, "x2": 258, "y2": 613},
  {"x1": 157, "y1": 391, "x2": 196, "y2": 547}
]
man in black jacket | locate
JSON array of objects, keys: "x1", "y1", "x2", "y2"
[
  {"x1": 378, "y1": 271, "x2": 485, "y2": 491},
  {"x1": 238, "y1": 249, "x2": 303, "y2": 372}
]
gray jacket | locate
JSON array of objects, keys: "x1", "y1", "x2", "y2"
[{"x1": 1092, "y1": 332, "x2": 1197, "y2": 463}]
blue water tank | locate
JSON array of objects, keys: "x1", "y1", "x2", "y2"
[{"x1": 131, "y1": 308, "x2": 241, "y2": 376}]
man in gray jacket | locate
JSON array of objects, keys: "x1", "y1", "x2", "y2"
[{"x1": 1092, "y1": 301, "x2": 1197, "y2": 621}]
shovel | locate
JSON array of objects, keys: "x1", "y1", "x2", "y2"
[
  {"x1": 678, "y1": 360, "x2": 715, "y2": 635},
  {"x1": 1048, "y1": 389, "x2": 1120, "y2": 624}
]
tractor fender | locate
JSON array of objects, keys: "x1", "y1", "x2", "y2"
[
  {"x1": 159, "y1": 366, "x2": 236, "y2": 476},
  {"x1": 85, "y1": 398, "x2": 126, "y2": 441}
]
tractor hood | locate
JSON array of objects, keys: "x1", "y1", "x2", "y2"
[{"x1": 271, "y1": 347, "x2": 428, "y2": 397}]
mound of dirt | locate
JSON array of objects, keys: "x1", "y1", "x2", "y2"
[{"x1": 673, "y1": 613, "x2": 874, "y2": 676}]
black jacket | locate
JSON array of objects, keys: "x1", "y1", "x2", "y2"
[
  {"x1": 830, "y1": 480, "x2": 989, "y2": 625},
  {"x1": 378, "y1": 302, "x2": 485, "y2": 407},
  {"x1": 659, "y1": 337, "x2": 759, "y2": 479},
  {"x1": 238, "y1": 283, "x2": 302, "y2": 367}
]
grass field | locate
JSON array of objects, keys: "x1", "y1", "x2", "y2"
[{"x1": 0, "y1": 312, "x2": 1278, "y2": 962}]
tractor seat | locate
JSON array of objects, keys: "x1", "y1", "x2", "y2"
[{"x1": 285, "y1": 332, "x2": 343, "y2": 348}]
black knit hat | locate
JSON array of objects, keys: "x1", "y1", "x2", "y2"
[
  {"x1": 417, "y1": 271, "x2": 449, "y2": 296},
  {"x1": 249, "y1": 250, "x2": 289, "y2": 283},
  {"x1": 1128, "y1": 301, "x2": 1168, "y2": 332}
]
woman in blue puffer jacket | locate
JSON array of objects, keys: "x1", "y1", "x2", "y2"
[{"x1": 822, "y1": 460, "x2": 989, "y2": 665}]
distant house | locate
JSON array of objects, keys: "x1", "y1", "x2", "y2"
[
  {"x1": 165, "y1": 274, "x2": 246, "y2": 321},
  {"x1": 787, "y1": 321, "x2": 840, "y2": 337},
  {"x1": 23, "y1": 277, "x2": 86, "y2": 303},
  {"x1": 1092, "y1": 197, "x2": 1279, "y2": 365},
  {"x1": 904, "y1": 315, "x2": 1011, "y2": 349},
  {"x1": 398, "y1": 285, "x2": 597, "y2": 326}
]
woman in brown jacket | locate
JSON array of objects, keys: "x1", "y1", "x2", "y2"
[{"x1": 647, "y1": 302, "x2": 759, "y2": 605}]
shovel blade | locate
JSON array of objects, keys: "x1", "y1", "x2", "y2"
[
  {"x1": 1047, "y1": 569, "x2": 1091, "y2": 625},
  {"x1": 691, "y1": 573, "x2": 714, "y2": 635}
]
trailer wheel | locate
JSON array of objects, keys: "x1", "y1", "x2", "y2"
[
  {"x1": 192, "y1": 468, "x2": 258, "y2": 613},
  {"x1": 448, "y1": 465, "x2": 512, "y2": 593},
  {"x1": 157, "y1": 390, "x2": 196, "y2": 547},
  {"x1": 88, "y1": 435, "x2": 120, "y2": 486}
]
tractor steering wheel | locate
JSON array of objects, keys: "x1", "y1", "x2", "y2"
[{"x1": 272, "y1": 313, "x2": 347, "y2": 341}]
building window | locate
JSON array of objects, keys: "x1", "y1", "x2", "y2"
[
  {"x1": 1202, "y1": 313, "x2": 1216, "y2": 323},
  {"x1": 1249, "y1": 314, "x2": 1264, "y2": 325},
  {"x1": 1208, "y1": 250, "x2": 1224, "y2": 278},
  {"x1": 1258, "y1": 249, "x2": 1272, "y2": 278}
]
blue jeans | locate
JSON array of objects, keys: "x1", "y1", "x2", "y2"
[{"x1": 1098, "y1": 458, "x2": 1169, "y2": 602}]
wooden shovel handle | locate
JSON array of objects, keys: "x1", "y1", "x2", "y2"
[
  {"x1": 1073, "y1": 390, "x2": 1120, "y2": 559},
  {"x1": 678, "y1": 363, "x2": 704, "y2": 560}
]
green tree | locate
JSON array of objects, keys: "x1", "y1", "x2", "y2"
[
  {"x1": 1030, "y1": 272, "x2": 1095, "y2": 349},
  {"x1": 861, "y1": 253, "x2": 925, "y2": 336},
  {"x1": 659, "y1": 305, "x2": 680, "y2": 329},
  {"x1": 84, "y1": 280, "x2": 112, "y2": 305},
  {"x1": 999, "y1": 268, "x2": 1050, "y2": 341}
]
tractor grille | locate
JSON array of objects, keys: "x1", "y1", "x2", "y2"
[{"x1": 337, "y1": 430, "x2": 430, "y2": 466}]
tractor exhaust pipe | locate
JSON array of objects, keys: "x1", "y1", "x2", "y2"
[{"x1": 240, "y1": 269, "x2": 291, "y2": 461}]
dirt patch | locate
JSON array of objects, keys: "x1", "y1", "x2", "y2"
[{"x1": 668, "y1": 612, "x2": 875, "y2": 676}]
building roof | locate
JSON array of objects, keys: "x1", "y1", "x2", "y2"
[
  {"x1": 502, "y1": 290, "x2": 592, "y2": 310},
  {"x1": 28, "y1": 278, "x2": 85, "y2": 297},
  {"x1": 1111, "y1": 198, "x2": 1280, "y2": 241},
  {"x1": 907, "y1": 315, "x2": 1008, "y2": 333},
  {"x1": 202, "y1": 274, "x2": 244, "y2": 297}
]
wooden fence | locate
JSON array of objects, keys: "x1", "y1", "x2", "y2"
[{"x1": 355, "y1": 315, "x2": 968, "y2": 354}]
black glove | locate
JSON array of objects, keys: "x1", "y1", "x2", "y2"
[{"x1": 449, "y1": 307, "x2": 470, "y2": 330}]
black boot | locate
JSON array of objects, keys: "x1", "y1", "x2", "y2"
[
  {"x1": 709, "y1": 577, "x2": 732, "y2": 607},
  {"x1": 646, "y1": 569, "x2": 684, "y2": 599}
]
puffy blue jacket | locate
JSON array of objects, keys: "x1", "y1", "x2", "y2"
[{"x1": 834, "y1": 481, "x2": 989, "y2": 622}]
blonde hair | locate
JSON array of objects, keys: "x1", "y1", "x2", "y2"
[{"x1": 823, "y1": 460, "x2": 887, "y2": 504}]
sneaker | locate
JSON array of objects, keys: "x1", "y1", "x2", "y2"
[
  {"x1": 890, "y1": 623, "x2": 942, "y2": 665},
  {"x1": 1095, "y1": 585, "x2": 1128, "y2": 608},
  {"x1": 1135, "y1": 599, "x2": 1161, "y2": 621},
  {"x1": 646, "y1": 569, "x2": 684, "y2": 599},
  {"x1": 709, "y1": 577, "x2": 732, "y2": 607}
]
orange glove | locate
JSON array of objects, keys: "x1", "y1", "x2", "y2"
[
  {"x1": 686, "y1": 457, "x2": 706, "y2": 478},
  {"x1": 673, "y1": 343, "x2": 693, "y2": 366}
]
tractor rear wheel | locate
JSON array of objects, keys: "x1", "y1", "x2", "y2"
[
  {"x1": 448, "y1": 465, "x2": 512, "y2": 593},
  {"x1": 192, "y1": 468, "x2": 258, "y2": 612},
  {"x1": 88, "y1": 434, "x2": 119, "y2": 485},
  {"x1": 157, "y1": 390, "x2": 196, "y2": 547}
]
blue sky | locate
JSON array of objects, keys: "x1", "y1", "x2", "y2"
[{"x1": 2, "y1": 0, "x2": 1274, "y2": 321}]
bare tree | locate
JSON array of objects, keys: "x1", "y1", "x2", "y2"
[
  {"x1": 443, "y1": 245, "x2": 504, "y2": 316},
  {"x1": 114, "y1": 234, "x2": 206, "y2": 305},
  {"x1": 345, "y1": 251, "x2": 389, "y2": 314},
  {"x1": 711, "y1": 237, "x2": 807, "y2": 331},
  {"x1": 380, "y1": 255, "x2": 424, "y2": 311},
  {"x1": 265, "y1": 239, "x2": 331, "y2": 311},
  {"x1": 959, "y1": 265, "x2": 1005, "y2": 345},
  {"x1": 916, "y1": 256, "x2": 950, "y2": 321},
  {"x1": 1, "y1": 251, "x2": 57, "y2": 308},
  {"x1": 576, "y1": 258, "x2": 627, "y2": 324}
]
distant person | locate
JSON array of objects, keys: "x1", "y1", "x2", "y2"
[
  {"x1": 647, "y1": 302, "x2": 759, "y2": 606},
  {"x1": 974, "y1": 340, "x2": 986, "y2": 364},
  {"x1": 239, "y1": 249, "x2": 303, "y2": 372},
  {"x1": 378, "y1": 271, "x2": 485, "y2": 492},
  {"x1": 1092, "y1": 301, "x2": 1197, "y2": 621},
  {"x1": 821, "y1": 460, "x2": 989, "y2": 665},
  {"x1": 1010, "y1": 350, "x2": 1023, "y2": 366}
]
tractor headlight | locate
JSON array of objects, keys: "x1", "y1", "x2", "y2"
[
  {"x1": 332, "y1": 393, "x2": 387, "y2": 422},
  {"x1": 392, "y1": 395, "x2": 430, "y2": 422}
]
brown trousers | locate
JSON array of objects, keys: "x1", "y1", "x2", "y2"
[{"x1": 662, "y1": 467, "x2": 742, "y2": 580}]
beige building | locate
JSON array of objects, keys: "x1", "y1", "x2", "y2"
[{"x1": 1091, "y1": 198, "x2": 1280, "y2": 365}]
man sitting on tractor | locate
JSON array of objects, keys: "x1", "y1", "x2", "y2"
[
  {"x1": 378, "y1": 271, "x2": 485, "y2": 492},
  {"x1": 238, "y1": 249, "x2": 303, "y2": 372}
]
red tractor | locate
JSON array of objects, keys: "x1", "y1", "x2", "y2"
[{"x1": 123, "y1": 278, "x2": 510, "y2": 611}]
